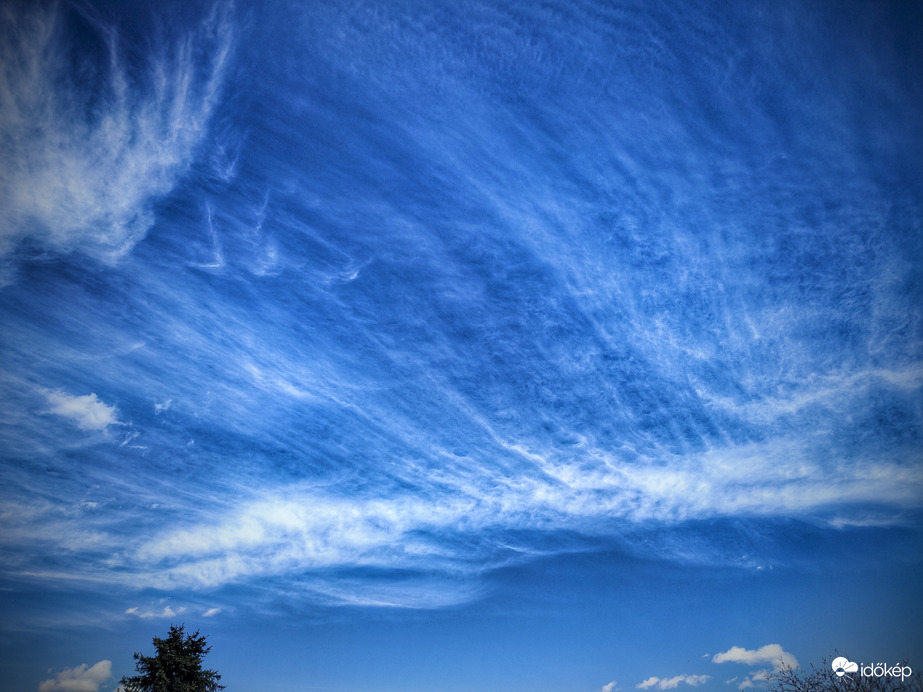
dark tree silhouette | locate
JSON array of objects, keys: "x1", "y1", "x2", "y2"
[
  {"x1": 120, "y1": 624, "x2": 225, "y2": 692},
  {"x1": 766, "y1": 655, "x2": 921, "y2": 692}
]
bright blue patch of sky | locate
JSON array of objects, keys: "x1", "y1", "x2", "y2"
[{"x1": 1, "y1": 0, "x2": 922, "y2": 690}]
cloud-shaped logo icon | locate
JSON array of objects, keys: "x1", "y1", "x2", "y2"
[{"x1": 832, "y1": 657, "x2": 858, "y2": 677}]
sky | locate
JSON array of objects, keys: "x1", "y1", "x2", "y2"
[{"x1": 1, "y1": 0, "x2": 922, "y2": 690}]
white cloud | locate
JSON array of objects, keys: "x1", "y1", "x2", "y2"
[
  {"x1": 43, "y1": 390, "x2": 121, "y2": 431},
  {"x1": 38, "y1": 660, "x2": 111, "y2": 692},
  {"x1": 117, "y1": 425, "x2": 923, "y2": 598},
  {"x1": 125, "y1": 604, "x2": 185, "y2": 619},
  {"x1": 713, "y1": 645, "x2": 797, "y2": 670},
  {"x1": 602, "y1": 682, "x2": 618, "y2": 692},
  {"x1": 736, "y1": 670, "x2": 770, "y2": 690},
  {"x1": 0, "y1": 2, "x2": 232, "y2": 269},
  {"x1": 563, "y1": 437, "x2": 923, "y2": 523},
  {"x1": 154, "y1": 399, "x2": 174, "y2": 414},
  {"x1": 637, "y1": 675, "x2": 710, "y2": 689},
  {"x1": 134, "y1": 492, "x2": 476, "y2": 587},
  {"x1": 202, "y1": 607, "x2": 221, "y2": 617}
]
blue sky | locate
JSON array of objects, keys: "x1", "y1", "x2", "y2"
[{"x1": 1, "y1": 0, "x2": 922, "y2": 690}]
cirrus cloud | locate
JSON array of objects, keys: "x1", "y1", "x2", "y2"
[{"x1": 0, "y1": 2, "x2": 232, "y2": 269}]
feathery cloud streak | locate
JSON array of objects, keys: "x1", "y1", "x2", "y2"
[{"x1": 0, "y1": 2, "x2": 232, "y2": 269}]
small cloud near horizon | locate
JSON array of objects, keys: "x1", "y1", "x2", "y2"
[
  {"x1": 737, "y1": 669, "x2": 771, "y2": 690},
  {"x1": 637, "y1": 674, "x2": 710, "y2": 689},
  {"x1": 38, "y1": 660, "x2": 111, "y2": 692},
  {"x1": 713, "y1": 644, "x2": 798, "y2": 670},
  {"x1": 125, "y1": 605, "x2": 186, "y2": 619}
]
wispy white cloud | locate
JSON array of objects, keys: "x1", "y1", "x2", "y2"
[
  {"x1": 602, "y1": 681, "x2": 619, "y2": 692},
  {"x1": 132, "y1": 491, "x2": 482, "y2": 590},
  {"x1": 190, "y1": 202, "x2": 226, "y2": 269},
  {"x1": 0, "y1": 2, "x2": 232, "y2": 271},
  {"x1": 38, "y1": 660, "x2": 111, "y2": 692},
  {"x1": 713, "y1": 644, "x2": 797, "y2": 670},
  {"x1": 153, "y1": 399, "x2": 174, "y2": 414},
  {"x1": 125, "y1": 604, "x2": 186, "y2": 619},
  {"x1": 78, "y1": 421, "x2": 918, "y2": 597},
  {"x1": 42, "y1": 390, "x2": 121, "y2": 431},
  {"x1": 637, "y1": 675, "x2": 710, "y2": 689},
  {"x1": 4, "y1": 402, "x2": 921, "y2": 605},
  {"x1": 736, "y1": 670, "x2": 770, "y2": 690},
  {"x1": 520, "y1": 434, "x2": 923, "y2": 524}
]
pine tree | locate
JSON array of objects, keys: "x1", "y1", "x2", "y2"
[{"x1": 120, "y1": 625, "x2": 225, "y2": 692}]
